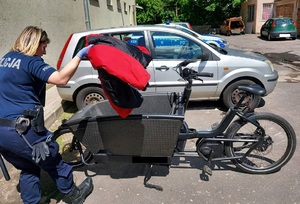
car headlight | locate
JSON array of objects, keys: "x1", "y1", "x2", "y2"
[{"x1": 265, "y1": 60, "x2": 274, "y2": 71}]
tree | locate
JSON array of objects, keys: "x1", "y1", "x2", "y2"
[
  {"x1": 135, "y1": 0, "x2": 166, "y2": 24},
  {"x1": 136, "y1": 0, "x2": 247, "y2": 26}
]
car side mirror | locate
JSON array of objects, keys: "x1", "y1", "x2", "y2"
[{"x1": 200, "y1": 52, "x2": 210, "y2": 61}]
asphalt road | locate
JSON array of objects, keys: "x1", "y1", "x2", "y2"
[{"x1": 1, "y1": 34, "x2": 300, "y2": 204}]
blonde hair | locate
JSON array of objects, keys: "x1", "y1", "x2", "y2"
[{"x1": 12, "y1": 26, "x2": 50, "y2": 56}]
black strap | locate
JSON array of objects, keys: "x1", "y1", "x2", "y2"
[{"x1": 0, "y1": 118, "x2": 15, "y2": 127}]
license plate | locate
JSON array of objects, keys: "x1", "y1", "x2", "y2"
[{"x1": 279, "y1": 34, "x2": 290, "y2": 37}]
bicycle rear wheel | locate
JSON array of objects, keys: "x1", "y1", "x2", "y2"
[
  {"x1": 225, "y1": 112, "x2": 296, "y2": 174},
  {"x1": 53, "y1": 128, "x2": 93, "y2": 168}
]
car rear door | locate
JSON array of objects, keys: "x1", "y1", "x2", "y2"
[
  {"x1": 108, "y1": 30, "x2": 156, "y2": 93},
  {"x1": 261, "y1": 19, "x2": 272, "y2": 35},
  {"x1": 146, "y1": 30, "x2": 219, "y2": 99}
]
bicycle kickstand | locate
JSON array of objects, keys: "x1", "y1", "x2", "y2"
[
  {"x1": 143, "y1": 164, "x2": 163, "y2": 191},
  {"x1": 203, "y1": 150, "x2": 214, "y2": 176}
]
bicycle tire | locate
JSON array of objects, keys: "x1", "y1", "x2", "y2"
[
  {"x1": 53, "y1": 128, "x2": 93, "y2": 168},
  {"x1": 224, "y1": 112, "x2": 296, "y2": 174}
]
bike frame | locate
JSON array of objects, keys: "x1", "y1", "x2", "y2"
[{"x1": 172, "y1": 69, "x2": 266, "y2": 162}]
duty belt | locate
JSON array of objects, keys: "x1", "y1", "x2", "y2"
[{"x1": 0, "y1": 118, "x2": 16, "y2": 127}]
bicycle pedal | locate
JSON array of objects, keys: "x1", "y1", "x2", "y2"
[{"x1": 203, "y1": 165, "x2": 212, "y2": 176}]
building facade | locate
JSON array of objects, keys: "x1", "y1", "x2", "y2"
[
  {"x1": 275, "y1": 0, "x2": 300, "y2": 34},
  {"x1": 240, "y1": 0, "x2": 300, "y2": 35},
  {"x1": 240, "y1": 0, "x2": 275, "y2": 34},
  {"x1": 0, "y1": 0, "x2": 136, "y2": 66}
]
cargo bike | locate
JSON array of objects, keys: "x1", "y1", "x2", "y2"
[{"x1": 53, "y1": 60, "x2": 296, "y2": 190}]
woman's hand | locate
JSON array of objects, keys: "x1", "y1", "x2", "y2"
[{"x1": 76, "y1": 44, "x2": 94, "y2": 59}]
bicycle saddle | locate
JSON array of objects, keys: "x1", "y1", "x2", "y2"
[{"x1": 238, "y1": 84, "x2": 266, "y2": 96}]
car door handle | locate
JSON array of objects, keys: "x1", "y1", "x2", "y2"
[{"x1": 156, "y1": 66, "x2": 169, "y2": 71}]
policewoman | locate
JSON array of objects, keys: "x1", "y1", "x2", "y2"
[{"x1": 0, "y1": 26, "x2": 93, "y2": 204}]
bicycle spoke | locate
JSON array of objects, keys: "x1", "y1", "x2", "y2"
[{"x1": 225, "y1": 112, "x2": 296, "y2": 174}]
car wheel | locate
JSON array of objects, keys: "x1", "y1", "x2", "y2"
[
  {"x1": 75, "y1": 86, "x2": 106, "y2": 109},
  {"x1": 222, "y1": 80, "x2": 261, "y2": 109},
  {"x1": 226, "y1": 31, "x2": 231, "y2": 36},
  {"x1": 260, "y1": 31, "x2": 264, "y2": 39},
  {"x1": 267, "y1": 33, "x2": 272, "y2": 41},
  {"x1": 291, "y1": 37, "x2": 296, "y2": 40}
]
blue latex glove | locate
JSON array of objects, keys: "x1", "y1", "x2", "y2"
[{"x1": 76, "y1": 44, "x2": 94, "y2": 59}]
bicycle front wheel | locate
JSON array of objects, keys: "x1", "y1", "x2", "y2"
[
  {"x1": 225, "y1": 112, "x2": 296, "y2": 174},
  {"x1": 53, "y1": 128, "x2": 93, "y2": 168}
]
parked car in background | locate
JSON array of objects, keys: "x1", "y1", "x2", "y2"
[
  {"x1": 260, "y1": 17, "x2": 297, "y2": 41},
  {"x1": 56, "y1": 25, "x2": 278, "y2": 110},
  {"x1": 157, "y1": 23, "x2": 229, "y2": 48},
  {"x1": 220, "y1": 16, "x2": 245, "y2": 36},
  {"x1": 157, "y1": 21, "x2": 193, "y2": 30}
]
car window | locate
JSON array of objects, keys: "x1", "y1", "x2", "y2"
[
  {"x1": 150, "y1": 31, "x2": 202, "y2": 60},
  {"x1": 73, "y1": 37, "x2": 87, "y2": 58},
  {"x1": 73, "y1": 32, "x2": 146, "y2": 59},
  {"x1": 73, "y1": 33, "x2": 113, "y2": 58},
  {"x1": 122, "y1": 32, "x2": 145, "y2": 47},
  {"x1": 264, "y1": 19, "x2": 271, "y2": 26},
  {"x1": 178, "y1": 23, "x2": 188, "y2": 28},
  {"x1": 173, "y1": 26, "x2": 199, "y2": 38},
  {"x1": 275, "y1": 18, "x2": 293, "y2": 26}
]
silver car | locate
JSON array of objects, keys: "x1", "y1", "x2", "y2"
[{"x1": 56, "y1": 25, "x2": 278, "y2": 109}]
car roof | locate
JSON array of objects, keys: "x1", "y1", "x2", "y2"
[{"x1": 72, "y1": 25, "x2": 183, "y2": 35}]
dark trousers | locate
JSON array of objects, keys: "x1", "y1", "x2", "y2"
[{"x1": 0, "y1": 126, "x2": 73, "y2": 204}]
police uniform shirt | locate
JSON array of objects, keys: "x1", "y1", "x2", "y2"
[{"x1": 0, "y1": 51, "x2": 56, "y2": 120}]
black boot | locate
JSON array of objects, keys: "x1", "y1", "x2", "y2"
[{"x1": 65, "y1": 177, "x2": 94, "y2": 204}]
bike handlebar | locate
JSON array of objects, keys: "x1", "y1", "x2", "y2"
[
  {"x1": 175, "y1": 60, "x2": 214, "y2": 80},
  {"x1": 197, "y1": 72, "x2": 214, "y2": 78}
]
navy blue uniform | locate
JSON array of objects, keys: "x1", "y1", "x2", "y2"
[{"x1": 0, "y1": 51, "x2": 73, "y2": 203}]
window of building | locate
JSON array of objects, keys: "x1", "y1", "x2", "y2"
[
  {"x1": 247, "y1": 4, "x2": 255, "y2": 22},
  {"x1": 124, "y1": 2, "x2": 127, "y2": 14},
  {"x1": 107, "y1": 0, "x2": 112, "y2": 6},
  {"x1": 262, "y1": 3, "x2": 273, "y2": 20},
  {"x1": 117, "y1": 0, "x2": 121, "y2": 11}
]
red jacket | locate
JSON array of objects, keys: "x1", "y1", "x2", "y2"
[{"x1": 86, "y1": 35, "x2": 152, "y2": 118}]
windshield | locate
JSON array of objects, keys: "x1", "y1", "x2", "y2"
[
  {"x1": 174, "y1": 25, "x2": 199, "y2": 38},
  {"x1": 172, "y1": 25, "x2": 228, "y2": 54}
]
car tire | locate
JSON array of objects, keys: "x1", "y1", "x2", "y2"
[
  {"x1": 226, "y1": 31, "x2": 231, "y2": 36},
  {"x1": 267, "y1": 33, "x2": 272, "y2": 41},
  {"x1": 75, "y1": 86, "x2": 106, "y2": 109},
  {"x1": 222, "y1": 80, "x2": 261, "y2": 109},
  {"x1": 260, "y1": 31, "x2": 264, "y2": 39}
]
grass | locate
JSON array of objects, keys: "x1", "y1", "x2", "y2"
[
  {"x1": 46, "y1": 84, "x2": 54, "y2": 90},
  {"x1": 49, "y1": 103, "x2": 77, "y2": 132}
]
